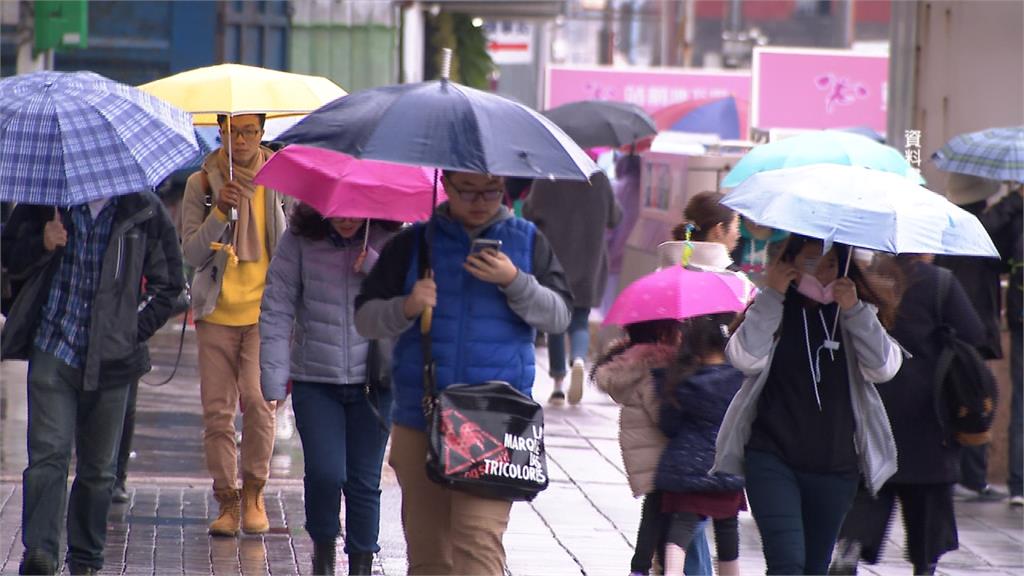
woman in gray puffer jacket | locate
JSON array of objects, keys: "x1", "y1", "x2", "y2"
[{"x1": 260, "y1": 203, "x2": 398, "y2": 575}]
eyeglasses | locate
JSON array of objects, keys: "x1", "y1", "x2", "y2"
[
  {"x1": 222, "y1": 127, "x2": 262, "y2": 140},
  {"x1": 451, "y1": 185, "x2": 504, "y2": 203}
]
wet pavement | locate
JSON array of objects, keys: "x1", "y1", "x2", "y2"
[{"x1": 1, "y1": 320, "x2": 1022, "y2": 575}]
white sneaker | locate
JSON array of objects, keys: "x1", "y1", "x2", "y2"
[
  {"x1": 275, "y1": 401, "x2": 295, "y2": 441},
  {"x1": 1010, "y1": 494, "x2": 1024, "y2": 507},
  {"x1": 568, "y1": 358, "x2": 585, "y2": 405}
]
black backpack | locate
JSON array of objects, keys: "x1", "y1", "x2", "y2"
[{"x1": 933, "y1": 269, "x2": 1000, "y2": 446}]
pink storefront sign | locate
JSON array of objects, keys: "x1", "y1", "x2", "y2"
[
  {"x1": 544, "y1": 65, "x2": 752, "y2": 114},
  {"x1": 752, "y1": 47, "x2": 889, "y2": 133}
]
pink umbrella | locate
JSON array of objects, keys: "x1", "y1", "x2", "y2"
[
  {"x1": 254, "y1": 144, "x2": 446, "y2": 222},
  {"x1": 604, "y1": 265, "x2": 756, "y2": 326}
]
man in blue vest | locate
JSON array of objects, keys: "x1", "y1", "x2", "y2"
[{"x1": 355, "y1": 170, "x2": 572, "y2": 575}]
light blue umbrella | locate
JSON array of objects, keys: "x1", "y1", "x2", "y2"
[
  {"x1": 0, "y1": 70, "x2": 199, "y2": 206},
  {"x1": 722, "y1": 164, "x2": 999, "y2": 258},
  {"x1": 932, "y1": 126, "x2": 1024, "y2": 183},
  {"x1": 721, "y1": 131, "x2": 923, "y2": 188}
]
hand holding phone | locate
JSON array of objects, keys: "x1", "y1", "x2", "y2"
[
  {"x1": 465, "y1": 239, "x2": 516, "y2": 287},
  {"x1": 471, "y1": 238, "x2": 503, "y2": 255}
]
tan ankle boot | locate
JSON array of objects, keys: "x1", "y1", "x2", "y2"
[
  {"x1": 241, "y1": 479, "x2": 270, "y2": 534},
  {"x1": 209, "y1": 488, "x2": 241, "y2": 536}
]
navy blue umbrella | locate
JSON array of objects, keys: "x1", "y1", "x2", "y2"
[{"x1": 277, "y1": 79, "x2": 597, "y2": 181}]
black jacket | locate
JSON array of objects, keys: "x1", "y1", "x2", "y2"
[
  {"x1": 985, "y1": 192, "x2": 1023, "y2": 328},
  {"x1": 654, "y1": 364, "x2": 745, "y2": 493},
  {"x1": 936, "y1": 193, "x2": 1023, "y2": 355},
  {"x1": 1, "y1": 193, "x2": 185, "y2": 390},
  {"x1": 879, "y1": 262, "x2": 985, "y2": 484}
]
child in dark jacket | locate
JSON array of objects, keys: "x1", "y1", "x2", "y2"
[{"x1": 655, "y1": 312, "x2": 745, "y2": 576}]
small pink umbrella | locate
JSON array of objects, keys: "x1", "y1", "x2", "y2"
[
  {"x1": 604, "y1": 265, "x2": 756, "y2": 326},
  {"x1": 254, "y1": 144, "x2": 446, "y2": 222}
]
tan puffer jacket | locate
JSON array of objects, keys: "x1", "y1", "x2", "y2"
[{"x1": 594, "y1": 343, "x2": 677, "y2": 497}]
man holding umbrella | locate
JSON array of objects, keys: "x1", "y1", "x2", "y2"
[
  {"x1": 180, "y1": 113, "x2": 291, "y2": 536},
  {"x1": 5, "y1": 197, "x2": 185, "y2": 576},
  {"x1": 0, "y1": 71, "x2": 196, "y2": 576},
  {"x1": 355, "y1": 170, "x2": 573, "y2": 574}
]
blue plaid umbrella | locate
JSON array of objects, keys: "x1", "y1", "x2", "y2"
[
  {"x1": 0, "y1": 70, "x2": 199, "y2": 205},
  {"x1": 932, "y1": 126, "x2": 1024, "y2": 183}
]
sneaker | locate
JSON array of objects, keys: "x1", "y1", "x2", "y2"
[
  {"x1": 1010, "y1": 494, "x2": 1024, "y2": 507},
  {"x1": 548, "y1": 390, "x2": 566, "y2": 406},
  {"x1": 111, "y1": 480, "x2": 129, "y2": 503},
  {"x1": 568, "y1": 358, "x2": 585, "y2": 405},
  {"x1": 956, "y1": 484, "x2": 1007, "y2": 502}
]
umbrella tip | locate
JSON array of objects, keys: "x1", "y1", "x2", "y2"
[{"x1": 440, "y1": 48, "x2": 453, "y2": 81}]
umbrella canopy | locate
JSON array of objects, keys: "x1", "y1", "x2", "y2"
[
  {"x1": 254, "y1": 145, "x2": 446, "y2": 222},
  {"x1": 652, "y1": 96, "x2": 745, "y2": 140},
  {"x1": 932, "y1": 126, "x2": 1024, "y2": 183},
  {"x1": 277, "y1": 79, "x2": 598, "y2": 181},
  {"x1": 604, "y1": 265, "x2": 754, "y2": 326},
  {"x1": 721, "y1": 164, "x2": 999, "y2": 258},
  {"x1": 542, "y1": 100, "x2": 657, "y2": 149},
  {"x1": 138, "y1": 63, "x2": 347, "y2": 125},
  {"x1": 834, "y1": 126, "x2": 885, "y2": 143},
  {"x1": 0, "y1": 70, "x2": 199, "y2": 206},
  {"x1": 721, "y1": 130, "x2": 923, "y2": 188}
]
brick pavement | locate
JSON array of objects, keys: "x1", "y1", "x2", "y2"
[{"x1": 0, "y1": 323, "x2": 1022, "y2": 575}]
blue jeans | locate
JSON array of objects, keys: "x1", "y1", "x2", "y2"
[
  {"x1": 744, "y1": 450, "x2": 859, "y2": 575},
  {"x1": 548, "y1": 307, "x2": 591, "y2": 378},
  {"x1": 960, "y1": 442, "x2": 990, "y2": 491},
  {"x1": 292, "y1": 381, "x2": 392, "y2": 553},
  {"x1": 1009, "y1": 326, "x2": 1023, "y2": 497},
  {"x1": 22, "y1": 348, "x2": 131, "y2": 571}
]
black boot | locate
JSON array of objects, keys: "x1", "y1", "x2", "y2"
[
  {"x1": 347, "y1": 552, "x2": 374, "y2": 576},
  {"x1": 913, "y1": 563, "x2": 937, "y2": 575},
  {"x1": 18, "y1": 548, "x2": 55, "y2": 575},
  {"x1": 311, "y1": 540, "x2": 336, "y2": 576}
]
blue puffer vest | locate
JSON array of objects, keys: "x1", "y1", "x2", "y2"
[{"x1": 391, "y1": 217, "x2": 537, "y2": 429}]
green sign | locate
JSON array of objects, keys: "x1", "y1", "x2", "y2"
[{"x1": 34, "y1": 0, "x2": 88, "y2": 54}]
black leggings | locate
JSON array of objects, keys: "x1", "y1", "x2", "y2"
[{"x1": 666, "y1": 513, "x2": 740, "y2": 562}]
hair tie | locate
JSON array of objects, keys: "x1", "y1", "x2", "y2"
[{"x1": 680, "y1": 224, "x2": 696, "y2": 266}]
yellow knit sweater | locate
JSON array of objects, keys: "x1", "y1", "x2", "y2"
[{"x1": 204, "y1": 185, "x2": 270, "y2": 326}]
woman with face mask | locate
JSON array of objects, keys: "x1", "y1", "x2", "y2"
[{"x1": 710, "y1": 234, "x2": 904, "y2": 575}]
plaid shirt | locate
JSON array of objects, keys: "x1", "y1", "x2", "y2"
[{"x1": 35, "y1": 200, "x2": 118, "y2": 368}]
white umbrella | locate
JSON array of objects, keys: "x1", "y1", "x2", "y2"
[{"x1": 721, "y1": 164, "x2": 999, "y2": 258}]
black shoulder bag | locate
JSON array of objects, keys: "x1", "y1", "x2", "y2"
[{"x1": 418, "y1": 226, "x2": 549, "y2": 501}]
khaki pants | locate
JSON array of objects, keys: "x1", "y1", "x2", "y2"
[
  {"x1": 196, "y1": 321, "x2": 276, "y2": 491},
  {"x1": 389, "y1": 425, "x2": 513, "y2": 575}
]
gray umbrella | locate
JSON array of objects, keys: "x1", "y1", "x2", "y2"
[{"x1": 542, "y1": 100, "x2": 657, "y2": 149}]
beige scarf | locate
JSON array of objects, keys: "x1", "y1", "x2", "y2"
[{"x1": 215, "y1": 146, "x2": 268, "y2": 262}]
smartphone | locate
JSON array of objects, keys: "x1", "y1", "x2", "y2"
[{"x1": 470, "y1": 238, "x2": 503, "y2": 255}]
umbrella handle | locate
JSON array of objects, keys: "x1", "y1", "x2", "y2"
[
  {"x1": 421, "y1": 306, "x2": 433, "y2": 335},
  {"x1": 829, "y1": 247, "x2": 855, "y2": 340},
  {"x1": 226, "y1": 115, "x2": 238, "y2": 222}
]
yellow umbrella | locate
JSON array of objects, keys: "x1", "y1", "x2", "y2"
[
  {"x1": 138, "y1": 63, "x2": 346, "y2": 125},
  {"x1": 140, "y1": 63, "x2": 345, "y2": 244}
]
